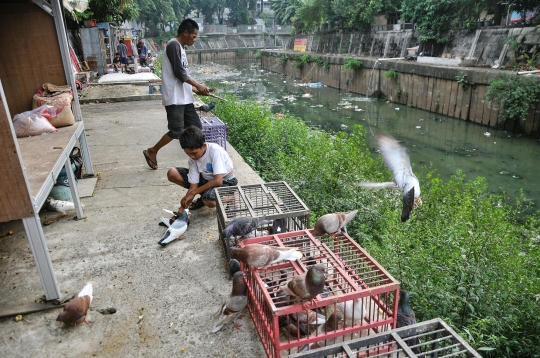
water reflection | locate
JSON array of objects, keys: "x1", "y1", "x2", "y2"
[{"x1": 193, "y1": 63, "x2": 540, "y2": 210}]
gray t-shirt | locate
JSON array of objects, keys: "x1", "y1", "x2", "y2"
[{"x1": 117, "y1": 43, "x2": 127, "y2": 58}]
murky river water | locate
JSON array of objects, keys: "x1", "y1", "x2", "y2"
[{"x1": 192, "y1": 63, "x2": 540, "y2": 210}]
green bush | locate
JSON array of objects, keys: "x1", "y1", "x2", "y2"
[
  {"x1": 209, "y1": 96, "x2": 540, "y2": 357},
  {"x1": 384, "y1": 69, "x2": 399, "y2": 79},
  {"x1": 253, "y1": 50, "x2": 262, "y2": 60},
  {"x1": 486, "y1": 73, "x2": 540, "y2": 121},
  {"x1": 456, "y1": 71, "x2": 470, "y2": 91},
  {"x1": 279, "y1": 54, "x2": 287, "y2": 66},
  {"x1": 343, "y1": 56, "x2": 363, "y2": 70}
]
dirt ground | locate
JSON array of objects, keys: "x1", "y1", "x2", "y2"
[{"x1": 0, "y1": 99, "x2": 267, "y2": 357}]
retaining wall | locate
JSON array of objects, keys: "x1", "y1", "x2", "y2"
[{"x1": 261, "y1": 51, "x2": 540, "y2": 137}]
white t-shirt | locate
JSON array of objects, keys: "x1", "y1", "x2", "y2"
[
  {"x1": 162, "y1": 39, "x2": 194, "y2": 106},
  {"x1": 187, "y1": 143, "x2": 233, "y2": 183}
]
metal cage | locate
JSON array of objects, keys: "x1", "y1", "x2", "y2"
[
  {"x1": 216, "y1": 182, "x2": 310, "y2": 264},
  {"x1": 289, "y1": 318, "x2": 482, "y2": 358},
  {"x1": 201, "y1": 116, "x2": 227, "y2": 149},
  {"x1": 238, "y1": 229, "x2": 400, "y2": 358}
]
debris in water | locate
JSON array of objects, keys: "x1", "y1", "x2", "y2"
[
  {"x1": 415, "y1": 126, "x2": 421, "y2": 129},
  {"x1": 484, "y1": 132, "x2": 491, "y2": 137},
  {"x1": 340, "y1": 124, "x2": 347, "y2": 129},
  {"x1": 395, "y1": 108, "x2": 400, "y2": 110}
]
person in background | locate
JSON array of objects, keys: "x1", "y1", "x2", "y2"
[
  {"x1": 112, "y1": 52, "x2": 125, "y2": 73},
  {"x1": 168, "y1": 126, "x2": 237, "y2": 211},
  {"x1": 143, "y1": 18, "x2": 210, "y2": 170},
  {"x1": 117, "y1": 39, "x2": 129, "y2": 68},
  {"x1": 137, "y1": 40, "x2": 148, "y2": 67}
]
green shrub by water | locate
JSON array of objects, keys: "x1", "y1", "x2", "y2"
[{"x1": 209, "y1": 96, "x2": 540, "y2": 357}]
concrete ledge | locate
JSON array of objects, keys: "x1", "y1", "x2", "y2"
[{"x1": 79, "y1": 94, "x2": 162, "y2": 104}]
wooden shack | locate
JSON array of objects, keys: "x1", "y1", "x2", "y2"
[{"x1": 0, "y1": 0, "x2": 94, "y2": 303}]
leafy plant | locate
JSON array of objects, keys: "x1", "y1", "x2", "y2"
[
  {"x1": 456, "y1": 71, "x2": 470, "y2": 91},
  {"x1": 384, "y1": 69, "x2": 399, "y2": 80},
  {"x1": 523, "y1": 51, "x2": 538, "y2": 70},
  {"x1": 293, "y1": 54, "x2": 311, "y2": 69},
  {"x1": 486, "y1": 73, "x2": 540, "y2": 121},
  {"x1": 235, "y1": 48, "x2": 249, "y2": 56},
  {"x1": 323, "y1": 61, "x2": 330, "y2": 70},
  {"x1": 279, "y1": 54, "x2": 288, "y2": 66},
  {"x1": 394, "y1": 85, "x2": 402, "y2": 99},
  {"x1": 343, "y1": 56, "x2": 363, "y2": 70},
  {"x1": 153, "y1": 53, "x2": 163, "y2": 78},
  {"x1": 312, "y1": 55, "x2": 324, "y2": 66},
  {"x1": 253, "y1": 50, "x2": 262, "y2": 60}
]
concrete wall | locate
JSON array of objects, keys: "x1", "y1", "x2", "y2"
[
  {"x1": 261, "y1": 50, "x2": 540, "y2": 137},
  {"x1": 186, "y1": 49, "x2": 261, "y2": 64},
  {"x1": 188, "y1": 33, "x2": 292, "y2": 51}
]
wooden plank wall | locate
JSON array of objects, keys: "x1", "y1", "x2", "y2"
[
  {"x1": 0, "y1": 4, "x2": 66, "y2": 117},
  {"x1": 0, "y1": 85, "x2": 34, "y2": 222}
]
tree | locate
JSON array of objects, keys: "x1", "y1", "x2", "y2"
[
  {"x1": 401, "y1": 0, "x2": 461, "y2": 43},
  {"x1": 270, "y1": 0, "x2": 302, "y2": 25},
  {"x1": 227, "y1": 0, "x2": 250, "y2": 26},
  {"x1": 80, "y1": 0, "x2": 139, "y2": 23},
  {"x1": 136, "y1": 0, "x2": 178, "y2": 36},
  {"x1": 330, "y1": 0, "x2": 400, "y2": 31}
]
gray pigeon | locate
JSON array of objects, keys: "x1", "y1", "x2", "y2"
[
  {"x1": 312, "y1": 210, "x2": 358, "y2": 237},
  {"x1": 196, "y1": 101, "x2": 216, "y2": 112},
  {"x1": 158, "y1": 209, "x2": 190, "y2": 246},
  {"x1": 397, "y1": 289, "x2": 420, "y2": 353},
  {"x1": 279, "y1": 264, "x2": 326, "y2": 307},
  {"x1": 356, "y1": 133, "x2": 422, "y2": 222},
  {"x1": 57, "y1": 283, "x2": 93, "y2": 325},
  {"x1": 222, "y1": 216, "x2": 272, "y2": 243},
  {"x1": 231, "y1": 244, "x2": 302, "y2": 269},
  {"x1": 229, "y1": 258, "x2": 241, "y2": 277},
  {"x1": 212, "y1": 271, "x2": 248, "y2": 333}
]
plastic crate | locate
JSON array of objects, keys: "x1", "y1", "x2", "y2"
[
  {"x1": 238, "y1": 229, "x2": 400, "y2": 358},
  {"x1": 289, "y1": 318, "x2": 482, "y2": 358},
  {"x1": 215, "y1": 181, "x2": 310, "y2": 265},
  {"x1": 200, "y1": 116, "x2": 227, "y2": 149}
]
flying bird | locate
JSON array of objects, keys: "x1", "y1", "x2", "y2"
[
  {"x1": 222, "y1": 217, "x2": 272, "y2": 243},
  {"x1": 45, "y1": 197, "x2": 79, "y2": 218},
  {"x1": 279, "y1": 264, "x2": 326, "y2": 308},
  {"x1": 212, "y1": 271, "x2": 248, "y2": 333},
  {"x1": 158, "y1": 209, "x2": 190, "y2": 246},
  {"x1": 231, "y1": 244, "x2": 302, "y2": 269},
  {"x1": 312, "y1": 210, "x2": 358, "y2": 237},
  {"x1": 57, "y1": 283, "x2": 93, "y2": 325},
  {"x1": 356, "y1": 133, "x2": 421, "y2": 222},
  {"x1": 397, "y1": 289, "x2": 420, "y2": 353}
]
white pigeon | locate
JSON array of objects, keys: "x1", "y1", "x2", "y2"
[
  {"x1": 337, "y1": 297, "x2": 367, "y2": 325},
  {"x1": 158, "y1": 209, "x2": 190, "y2": 246},
  {"x1": 356, "y1": 132, "x2": 422, "y2": 222},
  {"x1": 45, "y1": 197, "x2": 79, "y2": 217}
]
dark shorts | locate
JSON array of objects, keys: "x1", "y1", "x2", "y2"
[
  {"x1": 120, "y1": 57, "x2": 129, "y2": 65},
  {"x1": 165, "y1": 104, "x2": 202, "y2": 139},
  {"x1": 140, "y1": 57, "x2": 147, "y2": 67},
  {"x1": 175, "y1": 167, "x2": 238, "y2": 202}
]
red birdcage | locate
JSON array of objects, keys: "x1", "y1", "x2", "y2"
[{"x1": 238, "y1": 229, "x2": 400, "y2": 358}]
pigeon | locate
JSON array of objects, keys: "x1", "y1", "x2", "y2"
[
  {"x1": 243, "y1": 229, "x2": 269, "y2": 239},
  {"x1": 279, "y1": 264, "x2": 326, "y2": 308},
  {"x1": 280, "y1": 314, "x2": 309, "y2": 338},
  {"x1": 312, "y1": 210, "x2": 358, "y2": 237},
  {"x1": 356, "y1": 133, "x2": 422, "y2": 222},
  {"x1": 292, "y1": 310, "x2": 326, "y2": 325},
  {"x1": 397, "y1": 289, "x2": 420, "y2": 353},
  {"x1": 231, "y1": 244, "x2": 302, "y2": 269},
  {"x1": 337, "y1": 297, "x2": 367, "y2": 325},
  {"x1": 270, "y1": 218, "x2": 288, "y2": 234},
  {"x1": 57, "y1": 283, "x2": 93, "y2": 325},
  {"x1": 212, "y1": 271, "x2": 248, "y2": 333},
  {"x1": 301, "y1": 312, "x2": 344, "y2": 351},
  {"x1": 158, "y1": 209, "x2": 190, "y2": 246},
  {"x1": 222, "y1": 217, "x2": 272, "y2": 243},
  {"x1": 45, "y1": 197, "x2": 79, "y2": 218},
  {"x1": 229, "y1": 258, "x2": 241, "y2": 277},
  {"x1": 196, "y1": 101, "x2": 216, "y2": 112}
]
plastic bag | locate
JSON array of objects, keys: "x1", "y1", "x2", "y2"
[
  {"x1": 33, "y1": 87, "x2": 74, "y2": 128},
  {"x1": 13, "y1": 105, "x2": 58, "y2": 138}
]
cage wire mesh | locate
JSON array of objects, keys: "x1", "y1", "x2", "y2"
[
  {"x1": 216, "y1": 182, "x2": 310, "y2": 264},
  {"x1": 200, "y1": 116, "x2": 227, "y2": 149},
  {"x1": 238, "y1": 229, "x2": 399, "y2": 358},
  {"x1": 288, "y1": 318, "x2": 482, "y2": 358}
]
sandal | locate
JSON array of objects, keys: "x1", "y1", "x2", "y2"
[{"x1": 189, "y1": 197, "x2": 205, "y2": 210}]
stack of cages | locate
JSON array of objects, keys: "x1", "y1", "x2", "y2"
[
  {"x1": 200, "y1": 116, "x2": 227, "y2": 149},
  {"x1": 238, "y1": 229, "x2": 400, "y2": 358},
  {"x1": 215, "y1": 182, "x2": 310, "y2": 267},
  {"x1": 289, "y1": 318, "x2": 482, "y2": 358}
]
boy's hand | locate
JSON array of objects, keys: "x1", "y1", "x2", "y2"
[{"x1": 180, "y1": 193, "x2": 195, "y2": 210}]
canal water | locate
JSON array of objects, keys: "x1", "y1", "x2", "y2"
[{"x1": 192, "y1": 63, "x2": 540, "y2": 211}]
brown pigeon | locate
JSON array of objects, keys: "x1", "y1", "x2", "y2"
[
  {"x1": 279, "y1": 264, "x2": 326, "y2": 308},
  {"x1": 355, "y1": 133, "x2": 422, "y2": 222},
  {"x1": 301, "y1": 312, "x2": 344, "y2": 351},
  {"x1": 57, "y1": 283, "x2": 93, "y2": 325},
  {"x1": 212, "y1": 271, "x2": 248, "y2": 333},
  {"x1": 312, "y1": 210, "x2": 358, "y2": 237},
  {"x1": 231, "y1": 244, "x2": 303, "y2": 269}
]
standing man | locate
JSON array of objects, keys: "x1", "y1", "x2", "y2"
[
  {"x1": 137, "y1": 40, "x2": 148, "y2": 67},
  {"x1": 117, "y1": 39, "x2": 129, "y2": 68},
  {"x1": 143, "y1": 19, "x2": 210, "y2": 170}
]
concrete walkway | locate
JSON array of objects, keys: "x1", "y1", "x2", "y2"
[
  {"x1": 97, "y1": 72, "x2": 159, "y2": 83},
  {"x1": 0, "y1": 100, "x2": 266, "y2": 357}
]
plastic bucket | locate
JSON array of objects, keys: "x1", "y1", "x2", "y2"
[{"x1": 49, "y1": 164, "x2": 77, "y2": 202}]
